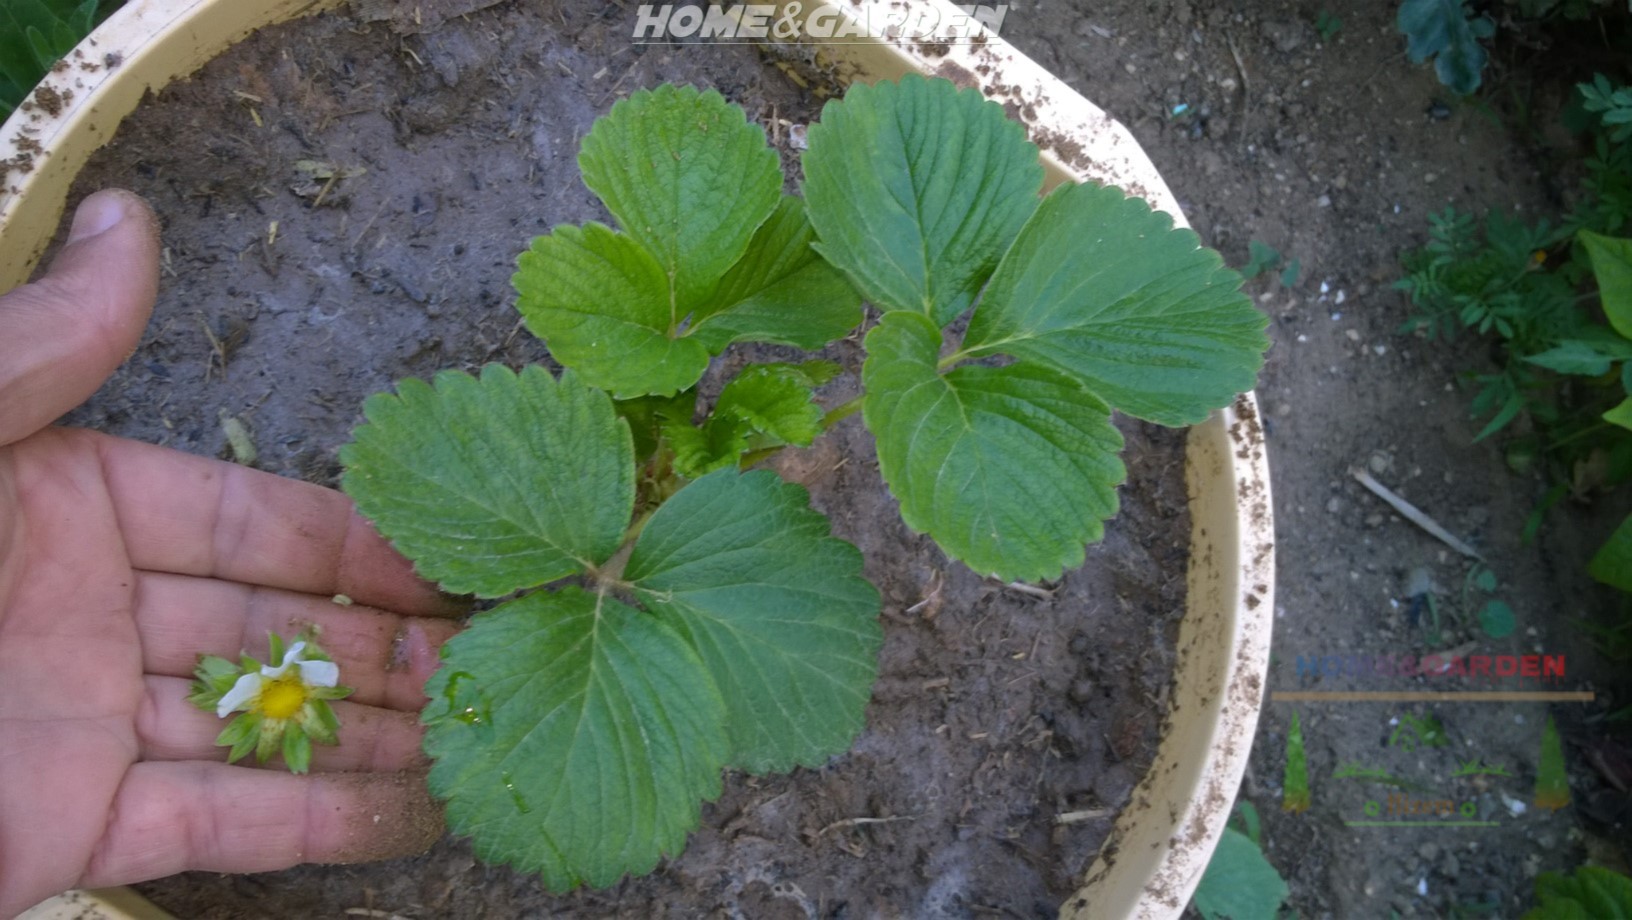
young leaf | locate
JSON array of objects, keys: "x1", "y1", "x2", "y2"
[
  {"x1": 627, "y1": 469, "x2": 882, "y2": 772},
  {"x1": 1397, "y1": 0, "x2": 1491, "y2": 96},
  {"x1": 340, "y1": 365, "x2": 634, "y2": 596},
  {"x1": 687, "y1": 197, "x2": 864, "y2": 351},
  {"x1": 1282, "y1": 711, "x2": 1310, "y2": 813},
  {"x1": 423, "y1": 588, "x2": 729, "y2": 890},
  {"x1": 713, "y1": 361, "x2": 840, "y2": 448},
  {"x1": 963, "y1": 181, "x2": 1269, "y2": 427},
  {"x1": 663, "y1": 362, "x2": 841, "y2": 478},
  {"x1": 1191, "y1": 827, "x2": 1289, "y2": 920},
  {"x1": 1579, "y1": 230, "x2": 1632, "y2": 339},
  {"x1": 863, "y1": 312, "x2": 1124, "y2": 582},
  {"x1": 1534, "y1": 715, "x2": 1570, "y2": 811},
  {"x1": 1479, "y1": 599, "x2": 1516, "y2": 638},
  {"x1": 803, "y1": 74, "x2": 1044, "y2": 326},
  {"x1": 578, "y1": 84, "x2": 781, "y2": 316},
  {"x1": 514, "y1": 223, "x2": 711, "y2": 398},
  {"x1": 664, "y1": 413, "x2": 752, "y2": 479}
]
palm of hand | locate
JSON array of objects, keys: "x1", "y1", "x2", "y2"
[{"x1": 0, "y1": 191, "x2": 456, "y2": 917}]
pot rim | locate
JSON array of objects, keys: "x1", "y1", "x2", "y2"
[{"x1": 0, "y1": 3, "x2": 1275, "y2": 918}]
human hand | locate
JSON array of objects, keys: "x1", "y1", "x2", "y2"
[{"x1": 0, "y1": 190, "x2": 460, "y2": 917}]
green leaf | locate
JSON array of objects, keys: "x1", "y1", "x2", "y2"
[
  {"x1": 1278, "y1": 257, "x2": 1302, "y2": 288},
  {"x1": 1191, "y1": 827, "x2": 1289, "y2": 920},
  {"x1": 962, "y1": 181, "x2": 1269, "y2": 426},
  {"x1": 514, "y1": 223, "x2": 711, "y2": 398},
  {"x1": 1240, "y1": 239, "x2": 1281, "y2": 279},
  {"x1": 1397, "y1": 0, "x2": 1490, "y2": 95},
  {"x1": 662, "y1": 362, "x2": 841, "y2": 478},
  {"x1": 1525, "y1": 867, "x2": 1632, "y2": 920},
  {"x1": 424, "y1": 589, "x2": 728, "y2": 890},
  {"x1": 1580, "y1": 230, "x2": 1632, "y2": 339},
  {"x1": 863, "y1": 312, "x2": 1124, "y2": 582},
  {"x1": 578, "y1": 84, "x2": 781, "y2": 317},
  {"x1": 1479, "y1": 599, "x2": 1516, "y2": 638},
  {"x1": 1523, "y1": 339, "x2": 1632, "y2": 376},
  {"x1": 1474, "y1": 568, "x2": 1498, "y2": 591},
  {"x1": 628, "y1": 469, "x2": 881, "y2": 771},
  {"x1": 665, "y1": 412, "x2": 751, "y2": 480},
  {"x1": 1606, "y1": 397, "x2": 1632, "y2": 433},
  {"x1": 803, "y1": 74, "x2": 1044, "y2": 326},
  {"x1": 1534, "y1": 715, "x2": 1570, "y2": 811},
  {"x1": 1590, "y1": 514, "x2": 1632, "y2": 592},
  {"x1": 714, "y1": 361, "x2": 840, "y2": 448},
  {"x1": 687, "y1": 197, "x2": 864, "y2": 351},
  {"x1": 340, "y1": 365, "x2": 634, "y2": 597}
]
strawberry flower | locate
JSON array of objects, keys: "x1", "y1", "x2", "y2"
[{"x1": 188, "y1": 631, "x2": 353, "y2": 774}]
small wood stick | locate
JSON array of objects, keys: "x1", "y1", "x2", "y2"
[
  {"x1": 1350, "y1": 467, "x2": 1482, "y2": 560},
  {"x1": 1055, "y1": 808, "x2": 1113, "y2": 825},
  {"x1": 815, "y1": 814, "x2": 920, "y2": 838}
]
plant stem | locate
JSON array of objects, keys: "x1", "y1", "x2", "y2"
[{"x1": 822, "y1": 394, "x2": 866, "y2": 428}]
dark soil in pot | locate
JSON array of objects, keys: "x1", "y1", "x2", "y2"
[{"x1": 57, "y1": 3, "x2": 1189, "y2": 914}]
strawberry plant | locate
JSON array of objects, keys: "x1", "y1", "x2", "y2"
[{"x1": 338, "y1": 76, "x2": 1268, "y2": 889}]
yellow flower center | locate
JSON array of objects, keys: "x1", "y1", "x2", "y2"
[{"x1": 259, "y1": 678, "x2": 309, "y2": 720}]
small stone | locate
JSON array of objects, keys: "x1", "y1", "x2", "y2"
[
  {"x1": 1219, "y1": 76, "x2": 1238, "y2": 92},
  {"x1": 1326, "y1": 497, "x2": 1343, "y2": 513},
  {"x1": 1124, "y1": 62, "x2": 1138, "y2": 75},
  {"x1": 1345, "y1": 329, "x2": 1361, "y2": 341},
  {"x1": 1365, "y1": 513, "x2": 1384, "y2": 527},
  {"x1": 1334, "y1": 175, "x2": 1348, "y2": 190},
  {"x1": 1276, "y1": 403, "x2": 1292, "y2": 417},
  {"x1": 1369, "y1": 452, "x2": 1391, "y2": 473},
  {"x1": 1317, "y1": 194, "x2": 1332, "y2": 207},
  {"x1": 1419, "y1": 842, "x2": 1440, "y2": 860}
]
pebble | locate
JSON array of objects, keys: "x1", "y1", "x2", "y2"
[
  {"x1": 1124, "y1": 62, "x2": 1137, "y2": 74},
  {"x1": 1327, "y1": 497, "x2": 1343, "y2": 513},
  {"x1": 1345, "y1": 329, "x2": 1361, "y2": 341},
  {"x1": 1276, "y1": 403, "x2": 1292, "y2": 417},
  {"x1": 1365, "y1": 513, "x2": 1384, "y2": 527}
]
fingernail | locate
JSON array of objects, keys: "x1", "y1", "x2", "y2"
[{"x1": 66, "y1": 192, "x2": 127, "y2": 243}]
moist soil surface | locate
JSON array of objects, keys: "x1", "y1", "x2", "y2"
[
  {"x1": 42, "y1": 0, "x2": 1632, "y2": 917},
  {"x1": 62, "y1": 4, "x2": 1186, "y2": 917}
]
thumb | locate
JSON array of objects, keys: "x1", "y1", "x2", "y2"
[{"x1": 0, "y1": 189, "x2": 159, "y2": 446}]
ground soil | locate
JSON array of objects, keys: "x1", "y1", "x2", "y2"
[
  {"x1": 37, "y1": 0, "x2": 1632, "y2": 917},
  {"x1": 58, "y1": 3, "x2": 1192, "y2": 917}
]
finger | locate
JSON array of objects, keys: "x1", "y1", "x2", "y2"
[
  {"x1": 86, "y1": 431, "x2": 460, "y2": 616},
  {"x1": 133, "y1": 571, "x2": 457, "y2": 711},
  {"x1": 78, "y1": 763, "x2": 443, "y2": 889},
  {"x1": 136, "y1": 676, "x2": 428, "y2": 772},
  {"x1": 0, "y1": 190, "x2": 159, "y2": 446}
]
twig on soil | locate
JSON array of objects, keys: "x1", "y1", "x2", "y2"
[
  {"x1": 1001, "y1": 581, "x2": 1055, "y2": 600},
  {"x1": 813, "y1": 813, "x2": 921, "y2": 838},
  {"x1": 1350, "y1": 467, "x2": 1483, "y2": 560},
  {"x1": 1054, "y1": 807, "x2": 1112, "y2": 825},
  {"x1": 1225, "y1": 31, "x2": 1251, "y2": 148}
]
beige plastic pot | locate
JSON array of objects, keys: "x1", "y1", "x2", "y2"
[{"x1": 2, "y1": 1, "x2": 1275, "y2": 917}]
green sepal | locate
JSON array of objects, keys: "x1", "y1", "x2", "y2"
[
  {"x1": 224, "y1": 714, "x2": 263, "y2": 764},
  {"x1": 282, "y1": 723, "x2": 313, "y2": 775}
]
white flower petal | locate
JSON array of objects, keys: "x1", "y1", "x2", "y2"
[
  {"x1": 298, "y1": 658, "x2": 340, "y2": 688},
  {"x1": 217, "y1": 673, "x2": 264, "y2": 718},
  {"x1": 261, "y1": 641, "x2": 308, "y2": 679}
]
